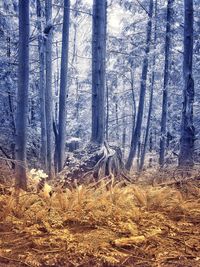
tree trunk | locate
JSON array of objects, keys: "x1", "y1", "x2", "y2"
[
  {"x1": 159, "y1": 0, "x2": 174, "y2": 168},
  {"x1": 61, "y1": 0, "x2": 131, "y2": 183},
  {"x1": 122, "y1": 118, "x2": 126, "y2": 157},
  {"x1": 15, "y1": 0, "x2": 29, "y2": 190},
  {"x1": 139, "y1": 0, "x2": 158, "y2": 171},
  {"x1": 91, "y1": 0, "x2": 107, "y2": 145},
  {"x1": 122, "y1": 82, "x2": 127, "y2": 157},
  {"x1": 36, "y1": 0, "x2": 47, "y2": 171},
  {"x1": 6, "y1": 35, "x2": 16, "y2": 168},
  {"x1": 55, "y1": 40, "x2": 60, "y2": 124},
  {"x1": 139, "y1": 70, "x2": 155, "y2": 171},
  {"x1": 179, "y1": 0, "x2": 195, "y2": 167},
  {"x1": 75, "y1": 77, "x2": 80, "y2": 136},
  {"x1": 136, "y1": 141, "x2": 141, "y2": 172},
  {"x1": 106, "y1": 78, "x2": 109, "y2": 140},
  {"x1": 130, "y1": 68, "x2": 136, "y2": 133},
  {"x1": 125, "y1": 0, "x2": 153, "y2": 171},
  {"x1": 45, "y1": 0, "x2": 53, "y2": 178},
  {"x1": 57, "y1": 0, "x2": 70, "y2": 172},
  {"x1": 71, "y1": 0, "x2": 78, "y2": 65},
  {"x1": 149, "y1": 130, "x2": 153, "y2": 167},
  {"x1": 115, "y1": 98, "x2": 120, "y2": 144}
]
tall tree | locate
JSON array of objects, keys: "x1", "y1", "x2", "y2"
[
  {"x1": 45, "y1": 0, "x2": 53, "y2": 178},
  {"x1": 125, "y1": 0, "x2": 154, "y2": 171},
  {"x1": 36, "y1": 0, "x2": 47, "y2": 170},
  {"x1": 91, "y1": 0, "x2": 107, "y2": 145},
  {"x1": 15, "y1": 0, "x2": 29, "y2": 190},
  {"x1": 159, "y1": 0, "x2": 174, "y2": 167},
  {"x1": 139, "y1": 0, "x2": 158, "y2": 171},
  {"x1": 57, "y1": 0, "x2": 70, "y2": 172},
  {"x1": 179, "y1": 0, "x2": 195, "y2": 167}
]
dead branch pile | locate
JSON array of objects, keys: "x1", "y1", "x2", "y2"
[{"x1": 0, "y1": 168, "x2": 200, "y2": 266}]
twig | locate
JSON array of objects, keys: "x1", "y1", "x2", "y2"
[
  {"x1": 32, "y1": 248, "x2": 64, "y2": 254},
  {"x1": 0, "y1": 147, "x2": 13, "y2": 169},
  {"x1": 0, "y1": 157, "x2": 26, "y2": 169},
  {"x1": 157, "y1": 176, "x2": 200, "y2": 187},
  {"x1": 53, "y1": 4, "x2": 92, "y2": 16},
  {"x1": 0, "y1": 255, "x2": 33, "y2": 267},
  {"x1": 135, "y1": 0, "x2": 150, "y2": 16}
]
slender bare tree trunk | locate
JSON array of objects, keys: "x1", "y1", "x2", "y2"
[
  {"x1": 139, "y1": 0, "x2": 158, "y2": 171},
  {"x1": 45, "y1": 0, "x2": 53, "y2": 178},
  {"x1": 122, "y1": 82, "x2": 127, "y2": 157},
  {"x1": 58, "y1": 0, "x2": 70, "y2": 172},
  {"x1": 54, "y1": 41, "x2": 60, "y2": 174},
  {"x1": 91, "y1": 0, "x2": 107, "y2": 145},
  {"x1": 130, "y1": 68, "x2": 136, "y2": 135},
  {"x1": 115, "y1": 98, "x2": 120, "y2": 144},
  {"x1": 55, "y1": 40, "x2": 60, "y2": 124},
  {"x1": 125, "y1": 0, "x2": 153, "y2": 171},
  {"x1": 75, "y1": 78, "x2": 80, "y2": 136},
  {"x1": 6, "y1": 34, "x2": 16, "y2": 168},
  {"x1": 122, "y1": 117, "x2": 126, "y2": 157},
  {"x1": 159, "y1": 0, "x2": 174, "y2": 167},
  {"x1": 149, "y1": 130, "x2": 153, "y2": 167},
  {"x1": 36, "y1": 0, "x2": 47, "y2": 170},
  {"x1": 105, "y1": 78, "x2": 109, "y2": 140},
  {"x1": 15, "y1": 0, "x2": 29, "y2": 190},
  {"x1": 71, "y1": 0, "x2": 78, "y2": 65},
  {"x1": 179, "y1": 0, "x2": 195, "y2": 167}
]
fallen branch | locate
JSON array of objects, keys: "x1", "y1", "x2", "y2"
[
  {"x1": 0, "y1": 255, "x2": 33, "y2": 267},
  {"x1": 157, "y1": 175, "x2": 200, "y2": 187},
  {"x1": 0, "y1": 147, "x2": 14, "y2": 169}
]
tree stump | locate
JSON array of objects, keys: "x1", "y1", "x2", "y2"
[{"x1": 59, "y1": 142, "x2": 133, "y2": 185}]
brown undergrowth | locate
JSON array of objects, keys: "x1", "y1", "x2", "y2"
[{"x1": 0, "y1": 166, "x2": 200, "y2": 266}]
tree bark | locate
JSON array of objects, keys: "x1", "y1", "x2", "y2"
[
  {"x1": 71, "y1": 0, "x2": 78, "y2": 65},
  {"x1": 159, "y1": 0, "x2": 174, "y2": 167},
  {"x1": 149, "y1": 130, "x2": 153, "y2": 167},
  {"x1": 130, "y1": 68, "x2": 136, "y2": 133},
  {"x1": 6, "y1": 35, "x2": 16, "y2": 168},
  {"x1": 91, "y1": 0, "x2": 107, "y2": 145},
  {"x1": 106, "y1": 78, "x2": 109, "y2": 140},
  {"x1": 179, "y1": 0, "x2": 195, "y2": 167},
  {"x1": 36, "y1": 0, "x2": 47, "y2": 171},
  {"x1": 115, "y1": 98, "x2": 120, "y2": 143},
  {"x1": 139, "y1": 0, "x2": 158, "y2": 171},
  {"x1": 45, "y1": 0, "x2": 53, "y2": 178},
  {"x1": 122, "y1": 82, "x2": 127, "y2": 157},
  {"x1": 125, "y1": 0, "x2": 153, "y2": 171},
  {"x1": 57, "y1": 0, "x2": 70, "y2": 172},
  {"x1": 15, "y1": 0, "x2": 29, "y2": 190}
]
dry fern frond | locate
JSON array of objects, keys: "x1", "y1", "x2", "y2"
[{"x1": 0, "y1": 170, "x2": 200, "y2": 267}]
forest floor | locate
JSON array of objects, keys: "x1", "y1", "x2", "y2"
[{"x1": 0, "y1": 165, "x2": 200, "y2": 267}]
